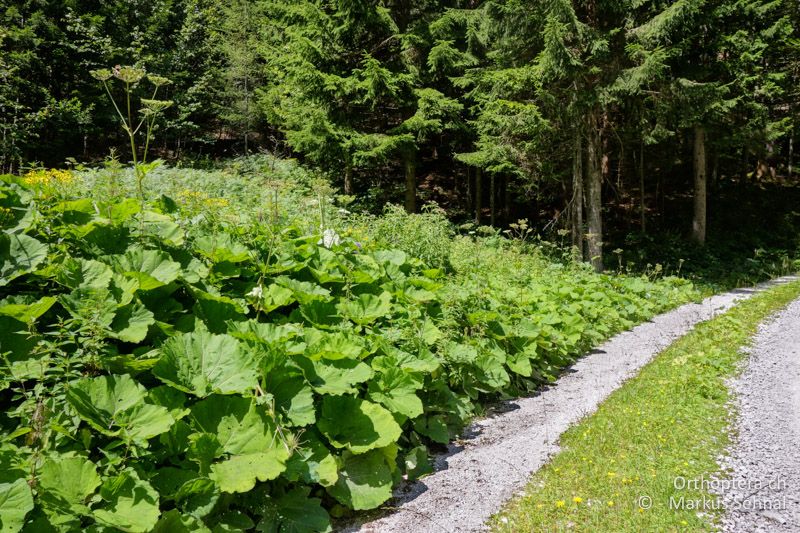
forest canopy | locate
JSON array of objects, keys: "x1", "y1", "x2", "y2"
[{"x1": 2, "y1": 0, "x2": 799, "y2": 269}]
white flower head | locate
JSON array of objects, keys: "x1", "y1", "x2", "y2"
[
  {"x1": 318, "y1": 228, "x2": 341, "y2": 249},
  {"x1": 247, "y1": 285, "x2": 263, "y2": 299}
]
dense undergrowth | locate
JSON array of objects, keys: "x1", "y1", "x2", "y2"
[{"x1": 0, "y1": 165, "x2": 697, "y2": 532}]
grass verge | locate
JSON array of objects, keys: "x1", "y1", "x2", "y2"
[{"x1": 490, "y1": 278, "x2": 800, "y2": 533}]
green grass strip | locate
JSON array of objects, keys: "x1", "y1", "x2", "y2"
[{"x1": 491, "y1": 279, "x2": 800, "y2": 533}]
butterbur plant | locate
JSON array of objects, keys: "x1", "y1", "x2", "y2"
[{"x1": 90, "y1": 65, "x2": 173, "y2": 211}]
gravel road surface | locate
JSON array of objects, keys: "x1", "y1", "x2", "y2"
[{"x1": 718, "y1": 292, "x2": 800, "y2": 532}]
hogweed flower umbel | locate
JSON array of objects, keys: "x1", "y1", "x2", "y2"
[{"x1": 112, "y1": 65, "x2": 146, "y2": 84}]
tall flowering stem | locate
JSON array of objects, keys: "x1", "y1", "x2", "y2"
[{"x1": 90, "y1": 66, "x2": 173, "y2": 212}]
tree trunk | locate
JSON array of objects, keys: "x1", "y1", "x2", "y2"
[
  {"x1": 584, "y1": 111, "x2": 603, "y2": 272},
  {"x1": 692, "y1": 125, "x2": 707, "y2": 246},
  {"x1": 571, "y1": 128, "x2": 584, "y2": 258},
  {"x1": 490, "y1": 173, "x2": 496, "y2": 226},
  {"x1": 789, "y1": 129, "x2": 794, "y2": 178},
  {"x1": 466, "y1": 166, "x2": 472, "y2": 213},
  {"x1": 344, "y1": 164, "x2": 353, "y2": 195},
  {"x1": 474, "y1": 167, "x2": 482, "y2": 224},
  {"x1": 639, "y1": 141, "x2": 646, "y2": 233},
  {"x1": 503, "y1": 175, "x2": 511, "y2": 223},
  {"x1": 404, "y1": 156, "x2": 416, "y2": 213}
]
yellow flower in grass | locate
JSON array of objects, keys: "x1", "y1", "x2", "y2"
[
  {"x1": 203, "y1": 197, "x2": 230, "y2": 209},
  {"x1": 607, "y1": 501, "x2": 615, "y2": 507},
  {"x1": 555, "y1": 500, "x2": 566, "y2": 508},
  {"x1": 572, "y1": 497, "x2": 583, "y2": 504}
]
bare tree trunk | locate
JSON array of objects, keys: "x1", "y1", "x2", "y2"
[
  {"x1": 639, "y1": 141, "x2": 646, "y2": 233},
  {"x1": 474, "y1": 167, "x2": 482, "y2": 224},
  {"x1": 490, "y1": 173, "x2": 496, "y2": 226},
  {"x1": 404, "y1": 156, "x2": 416, "y2": 213},
  {"x1": 584, "y1": 111, "x2": 604, "y2": 272},
  {"x1": 571, "y1": 128, "x2": 584, "y2": 258},
  {"x1": 789, "y1": 129, "x2": 794, "y2": 178},
  {"x1": 344, "y1": 164, "x2": 353, "y2": 195},
  {"x1": 466, "y1": 166, "x2": 472, "y2": 213},
  {"x1": 692, "y1": 125, "x2": 707, "y2": 246},
  {"x1": 503, "y1": 175, "x2": 511, "y2": 223}
]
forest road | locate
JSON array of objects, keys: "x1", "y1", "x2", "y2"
[
  {"x1": 718, "y1": 294, "x2": 800, "y2": 532},
  {"x1": 345, "y1": 276, "x2": 799, "y2": 533}
]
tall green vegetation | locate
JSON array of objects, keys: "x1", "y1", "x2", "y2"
[{"x1": 0, "y1": 167, "x2": 696, "y2": 531}]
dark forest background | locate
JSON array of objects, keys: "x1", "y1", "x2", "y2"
[{"x1": 3, "y1": 0, "x2": 800, "y2": 275}]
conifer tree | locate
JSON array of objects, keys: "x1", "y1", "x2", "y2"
[{"x1": 625, "y1": 0, "x2": 793, "y2": 245}]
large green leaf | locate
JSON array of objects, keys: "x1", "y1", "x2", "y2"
[
  {"x1": 295, "y1": 357, "x2": 372, "y2": 395},
  {"x1": 152, "y1": 510, "x2": 211, "y2": 533},
  {"x1": 56, "y1": 257, "x2": 113, "y2": 290},
  {"x1": 337, "y1": 292, "x2": 393, "y2": 325},
  {"x1": 93, "y1": 469, "x2": 160, "y2": 533},
  {"x1": 266, "y1": 368, "x2": 316, "y2": 426},
  {"x1": 317, "y1": 396, "x2": 401, "y2": 454},
  {"x1": 151, "y1": 469, "x2": 218, "y2": 519},
  {"x1": 140, "y1": 211, "x2": 185, "y2": 246},
  {"x1": 230, "y1": 321, "x2": 302, "y2": 347},
  {"x1": 37, "y1": 455, "x2": 100, "y2": 526},
  {"x1": 109, "y1": 247, "x2": 181, "y2": 291},
  {"x1": 327, "y1": 450, "x2": 393, "y2": 510},
  {"x1": 258, "y1": 487, "x2": 332, "y2": 533},
  {"x1": 257, "y1": 284, "x2": 296, "y2": 314},
  {"x1": 0, "y1": 184, "x2": 34, "y2": 233},
  {"x1": 191, "y1": 396, "x2": 278, "y2": 455},
  {"x1": 190, "y1": 288, "x2": 247, "y2": 334},
  {"x1": 275, "y1": 277, "x2": 331, "y2": 305},
  {"x1": 303, "y1": 330, "x2": 365, "y2": 361},
  {"x1": 284, "y1": 435, "x2": 338, "y2": 488},
  {"x1": 66, "y1": 375, "x2": 174, "y2": 442},
  {"x1": 173, "y1": 477, "x2": 219, "y2": 518},
  {"x1": 190, "y1": 396, "x2": 290, "y2": 493},
  {"x1": 0, "y1": 316, "x2": 38, "y2": 383},
  {"x1": 194, "y1": 233, "x2": 251, "y2": 263},
  {"x1": 297, "y1": 300, "x2": 339, "y2": 327},
  {"x1": 371, "y1": 346, "x2": 440, "y2": 374},
  {"x1": 367, "y1": 368, "x2": 424, "y2": 418},
  {"x1": 0, "y1": 479, "x2": 33, "y2": 533},
  {"x1": 0, "y1": 234, "x2": 48, "y2": 286},
  {"x1": 110, "y1": 301, "x2": 155, "y2": 343},
  {"x1": 210, "y1": 451, "x2": 288, "y2": 493},
  {"x1": 0, "y1": 295, "x2": 56, "y2": 324},
  {"x1": 153, "y1": 330, "x2": 258, "y2": 397}
]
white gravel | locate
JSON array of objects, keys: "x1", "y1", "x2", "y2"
[
  {"x1": 345, "y1": 277, "x2": 798, "y2": 533},
  {"x1": 717, "y1": 289, "x2": 800, "y2": 532}
]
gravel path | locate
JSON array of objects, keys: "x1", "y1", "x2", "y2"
[
  {"x1": 717, "y1": 292, "x2": 800, "y2": 532},
  {"x1": 345, "y1": 277, "x2": 798, "y2": 533}
]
